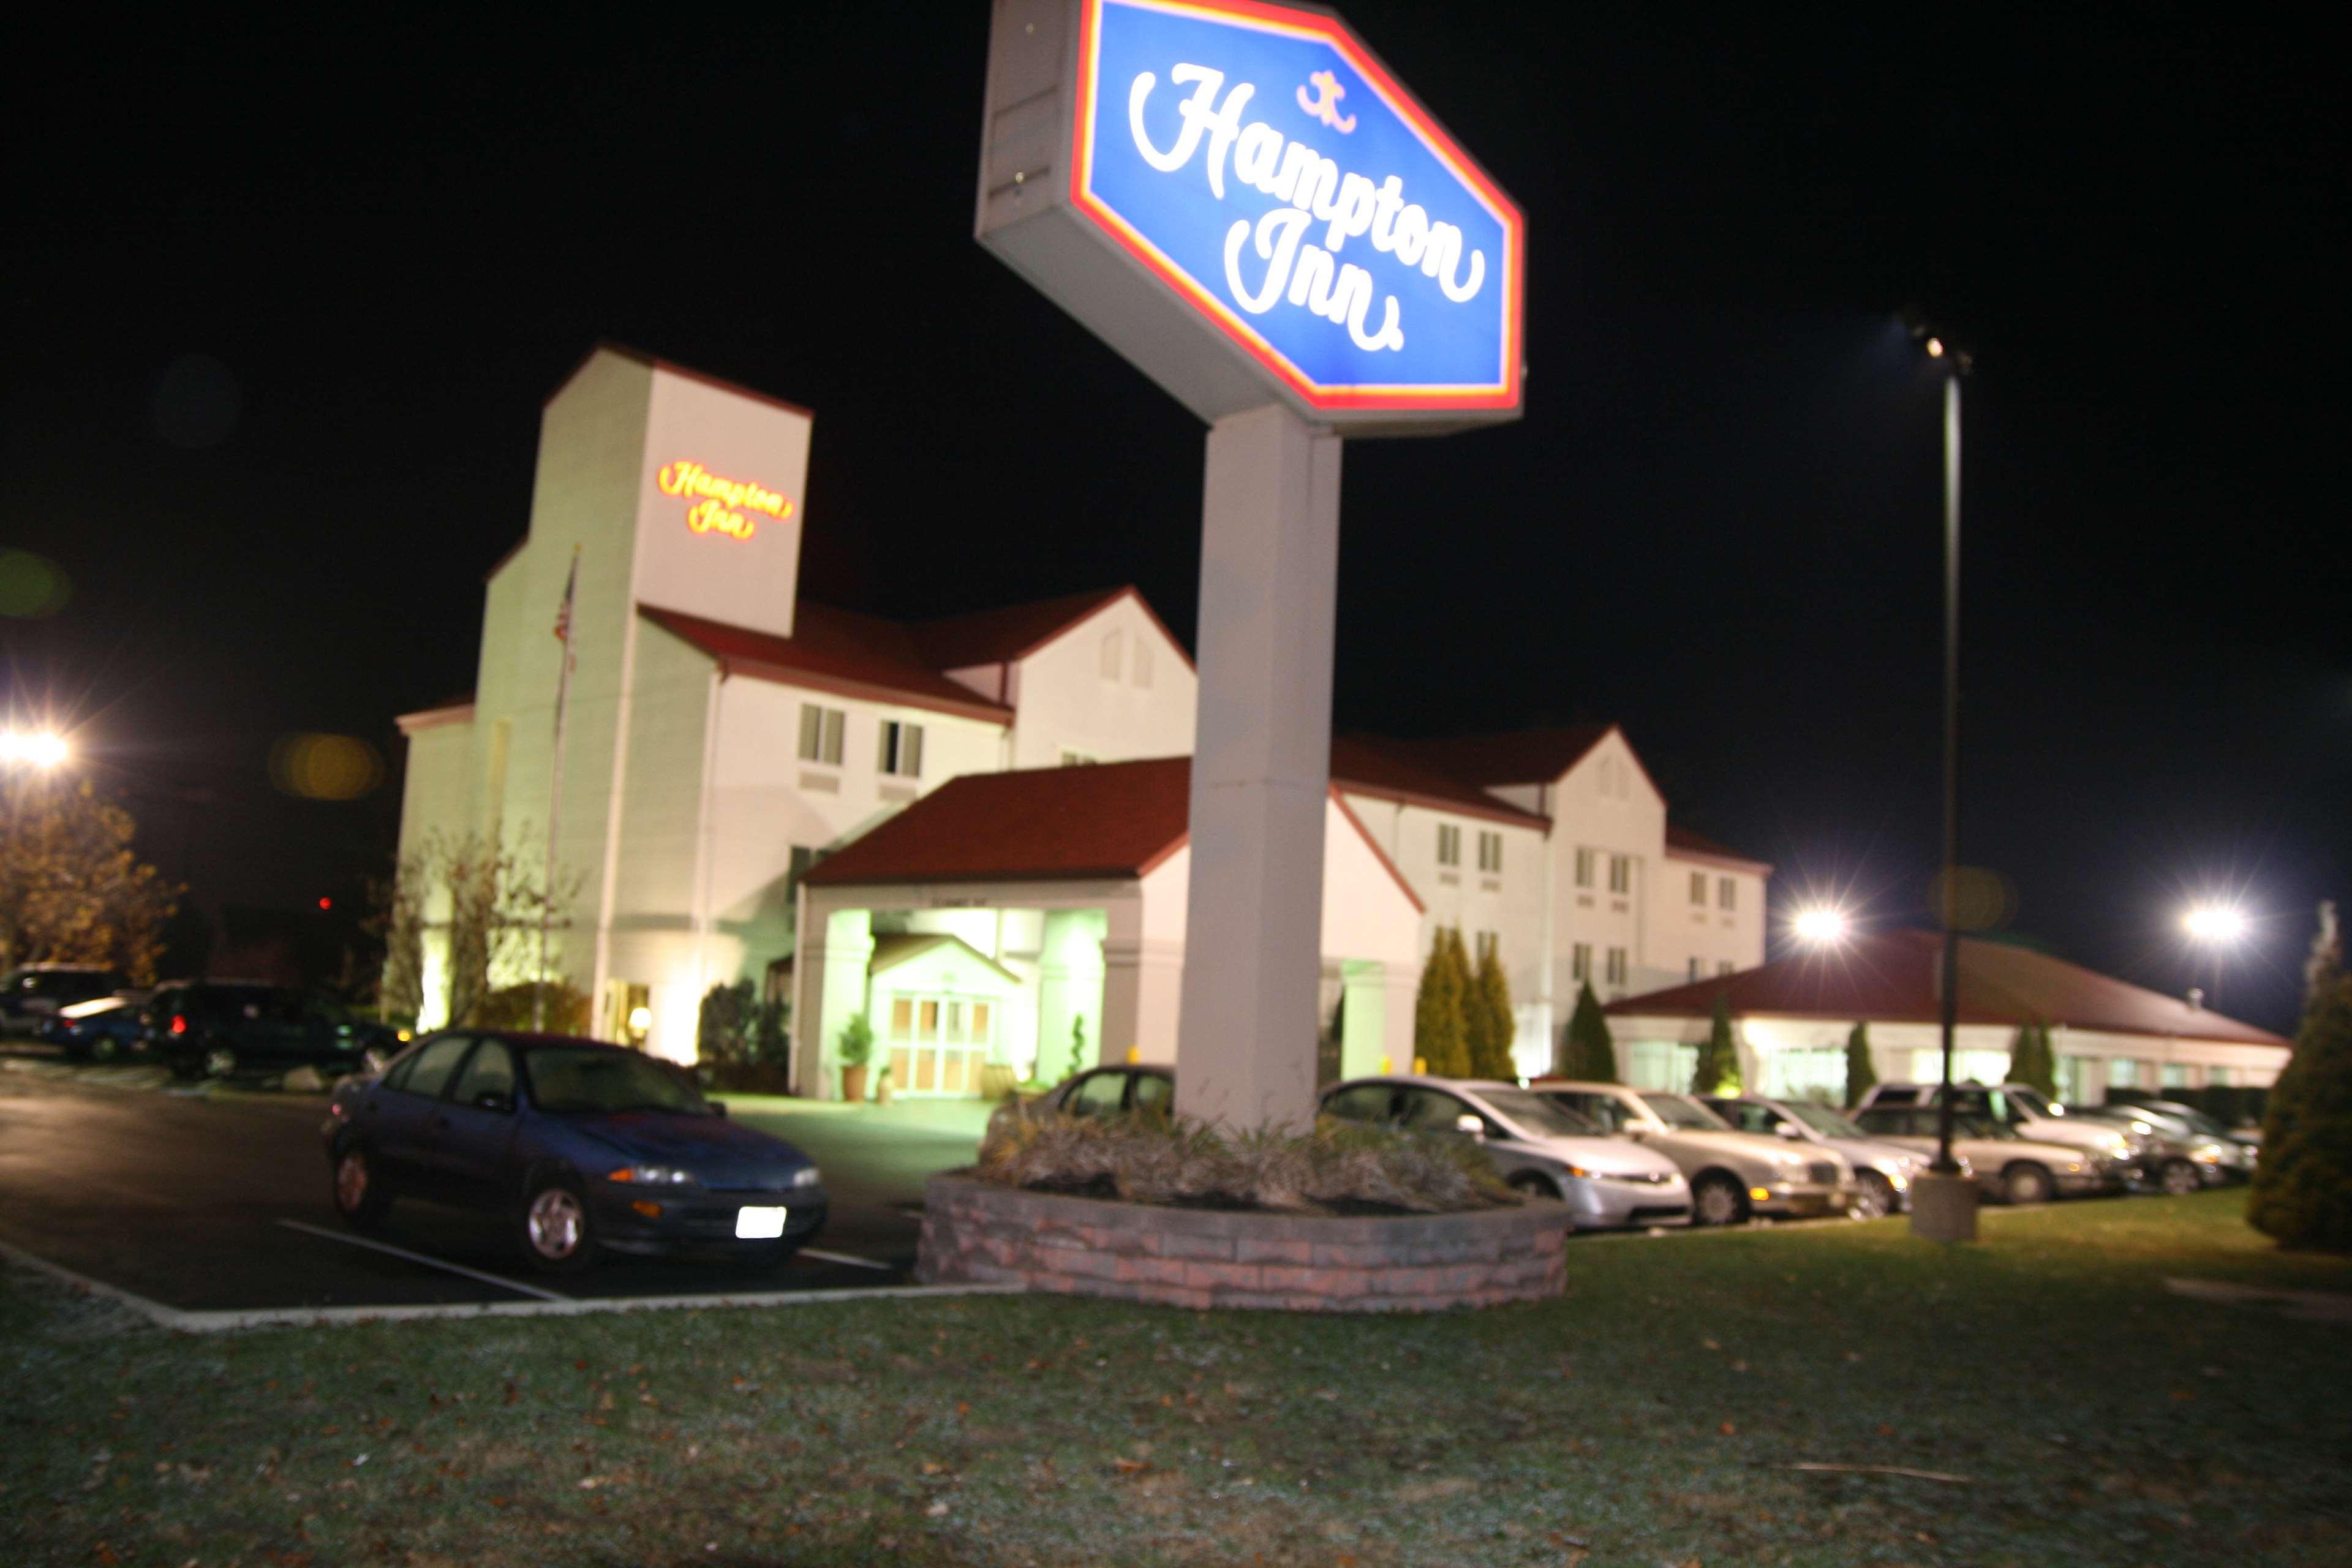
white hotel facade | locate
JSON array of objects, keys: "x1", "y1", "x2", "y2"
[{"x1": 394, "y1": 347, "x2": 1769, "y2": 1095}]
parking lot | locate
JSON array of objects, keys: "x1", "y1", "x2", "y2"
[{"x1": 0, "y1": 1047, "x2": 994, "y2": 1322}]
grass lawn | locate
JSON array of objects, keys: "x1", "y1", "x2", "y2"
[{"x1": 7, "y1": 1191, "x2": 2350, "y2": 1567}]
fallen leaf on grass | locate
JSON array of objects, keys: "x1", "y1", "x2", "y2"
[
  {"x1": 1719, "y1": 1422, "x2": 1736, "y2": 1436},
  {"x1": 1113, "y1": 1458, "x2": 1150, "y2": 1476},
  {"x1": 925, "y1": 1500, "x2": 949, "y2": 1517}
]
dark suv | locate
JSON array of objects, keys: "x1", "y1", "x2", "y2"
[
  {"x1": 1, "y1": 964, "x2": 127, "y2": 1036},
  {"x1": 149, "y1": 981, "x2": 402, "y2": 1080}
]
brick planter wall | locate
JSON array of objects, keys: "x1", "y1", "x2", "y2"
[{"x1": 915, "y1": 1174, "x2": 1568, "y2": 1312}]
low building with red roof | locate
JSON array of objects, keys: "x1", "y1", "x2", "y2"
[{"x1": 1603, "y1": 929, "x2": 2290, "y2": 1102}]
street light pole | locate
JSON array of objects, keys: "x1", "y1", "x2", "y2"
[
  {"x1": 1933, "y1": 366, "x2": 1963, "y2": 1180},
  {"x1": 1909, "y1": 330, "x2": 1981, "y2": 1243}
]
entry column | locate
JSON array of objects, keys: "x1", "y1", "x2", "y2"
[{"x1": 1173, "y1": 404, "x2": 1343, "y2": 1131}]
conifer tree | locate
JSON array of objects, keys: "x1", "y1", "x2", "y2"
[
  {"x1": 1466, "y1": 938, "x2": 1518, "y2": 1080},
  {"x1": 1843, "y1": 1020, "x2": 1877, "y2": 1109},
  {"x1": 1413, "y1": 927, "x2": 1469, "y2": 1077},
  {"x1": 2008, "y1": 1017, "x2": 2059, "y2": 1099},
  {"x1": 1692, "y1": 992, "x2": 1743, "y2": 1094},
  {"x1": 1561, "y1": 981, "x2": 1618, "y2": 1081},
  {"x1": 2249, "y1": 957, "x2": 2352, "y2": 1251}
]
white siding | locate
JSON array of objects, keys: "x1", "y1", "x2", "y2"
[{"x1": 1007, "y1": 595, "x2": 1196, "y2": 769}]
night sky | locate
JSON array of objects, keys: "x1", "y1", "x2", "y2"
[{"x1": 5, "y1": 6, "x2": 2344, "y2": 1033}]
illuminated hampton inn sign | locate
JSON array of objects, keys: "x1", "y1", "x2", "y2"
[
  {"x1": 655, "y1": 459, "x2": 795, "y2": 541},
  {"x1": 977, "y1": 0, "x2": 1524, "y2": 434}
]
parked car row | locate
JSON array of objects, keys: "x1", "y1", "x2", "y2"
[
  {"x1": 1044, "y1": 1066, "x2": 2239, "y2": 1228},
  {"x1": 0, "y1": 964, "x2": 405, "y2": 1080},
  {"x1": 323, "y1": 1031, "x2": 829, "y2": 1273}
]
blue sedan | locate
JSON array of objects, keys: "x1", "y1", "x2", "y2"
[{"x1": 322, "y1": 1031, "x2": 827, "y2": 1273}]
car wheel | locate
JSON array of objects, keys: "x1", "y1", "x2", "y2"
[
  {"x1": 1692, "y1": 1173, "x2": 1749, "y2": 1226},
  {"x1": 1852, "y1": 1170, "x2": 1896, "y2": 1219},
  {"x1": 1508, "y1": 1171, "x2": 1564, "y2": 1201},
  {"x1": 2002, "y1": 1163, "x2": 2054, "y2": 1205},
  {"x1": 168, "y1": 1052, "x2": 204, "y2": 1082},
  {"x1": 204, "y1": 1047, "x2": 239, "y2": 1079},
  {"x1": 89, "y1": 1035, "x2": 121, "y2": 1063},
  {"x1": 332, "y1": 1144, "x2": 393, "y2": 1230},
  {"x1": 517, "y1": 1177, "x2": 599, "y2": 1273},
  {"x1": 2160, "y1": 1158, "x2": 2201, "y2": 1197}
]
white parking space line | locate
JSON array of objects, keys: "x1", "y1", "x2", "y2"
[
  {"x1": 274, "y1": 1219, "x2": 570, "y2": 1303},
  {"x1": 800, "y1": 1247, "x2": 896, "y2": 1272},
  {"x1": 0, "y1": 1238, "x2": 187, "y2": 1331}
]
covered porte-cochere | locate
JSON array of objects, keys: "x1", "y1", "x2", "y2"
[{"x1": 789, "y1": 759, "x2": 1426, "y2": 1100}]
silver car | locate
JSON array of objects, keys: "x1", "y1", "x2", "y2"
[
  {"x1": 1853, "y1": 1106, "x2": 2127, "y2": 1203},
  {"x1": 1700, "y1": 1094, "x2": 1944, "y2": 1218},
  {"x1": 1321, "y1": 1076, "x2": 1692, "y2": 1231},
  {"x1": 1536, "y1": 1081, "x2": 1858, "y2": 1226}
]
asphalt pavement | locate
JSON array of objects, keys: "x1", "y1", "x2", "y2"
[{"x1": 0, "y1": 1048, "x2": 992, "y2": 1314}]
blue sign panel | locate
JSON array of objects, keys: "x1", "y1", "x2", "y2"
[{"x1": 1071, "y1": 0, "x2": 1523, "y2": 414}]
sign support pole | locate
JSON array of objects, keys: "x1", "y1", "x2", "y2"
[{"x1": 1171, "y1": 402, "x2": 1343, "y2": 1132}]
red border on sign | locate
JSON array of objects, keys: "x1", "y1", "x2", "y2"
[{"x1": 1070, "y1": 0, "x2": 1524, "y2": 413}]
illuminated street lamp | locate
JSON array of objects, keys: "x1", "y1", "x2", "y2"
[
  {"x1": 0, "y1": 729, "x2": 71, "y2": 769},
  {"x1": 1793, "y1": 907, "x2": 1851, "y2": 947},
  {"x1": 2182, "y1": 903, "x2": 2249, "y2": 1009}
]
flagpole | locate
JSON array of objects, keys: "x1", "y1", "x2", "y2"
[{"x1": 538, "y1": 546, "x2": 581, "y2": 1031}]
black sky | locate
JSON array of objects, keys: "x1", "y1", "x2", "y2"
[{"x1": 4, "y1": 5, "x2": 2345, "y2": 1033}]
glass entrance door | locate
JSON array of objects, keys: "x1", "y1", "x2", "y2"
[{"x1": 886, "y1": 995, "x2": 996, "y2": 1096}]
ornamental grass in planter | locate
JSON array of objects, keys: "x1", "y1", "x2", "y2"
[{"x1": 975, "y1": 1103, "x2": 1518, "y2": 1215}]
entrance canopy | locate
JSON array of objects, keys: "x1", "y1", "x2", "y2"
[{"x1": 790, "y1": 758, "x2": 1426, "y2": 1099}]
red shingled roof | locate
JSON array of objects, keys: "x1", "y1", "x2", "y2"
[
  {"x1": 640, "y1": 603, "x2": 1016, "y2": 725},
  {"x1": 910, "y1": 586, "x2": 1193, "y2": 673},
  {"x1": 1389, "y1": 725, "x2": 1621, "y2": 788},
  {"x1": 1664, "y1": 823, "x2": 1771, "y2": 873},
  {"x1": 1606, "y1": 929, "x2": 2290, "y2": 1047},
  {"x1": 804, "y1": 753, "x2": 1424, "y2": 914},
  {"x1": 805, "y1": 759, "x2": 1194, "y2": 886},
  {"x1": 1332, "y1": 735, "x2": 1547, "y2": 829}
]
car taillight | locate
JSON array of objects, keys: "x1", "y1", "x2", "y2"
[{"x1": 170, "y1": 1014, "x2": 189, "y2": 1036}]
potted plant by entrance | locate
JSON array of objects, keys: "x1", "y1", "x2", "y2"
[
  {"x1": 875, "y1": 1064, "x2": 895, "y2": 1106},
  {"x1": 838, "y1": 1012, "x2": 874, "y2": 1104}
]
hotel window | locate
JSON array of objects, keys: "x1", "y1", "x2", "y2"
[
  {"x1": 1717, "y1": 876, "x2": 1736, "y2": 911},
  {"x1": 1132, "y1": 638, "x2": 1154, "y2": 689},
  {"x1": 1100, "y1": 628, "x2": 1123, "y2": 681},
  {"x1": 1717, "y1": 960, "x2": 1735, "y2": 977},
  {"x1": 797, "y1": 703, "x2": 845, "y2": 766},
  {"x1": 1436, "y1": 824, "x2": 1461, "y2": 867},
  {"x1": 1475, "y1": 930, "x2": 1499, "y2": 962},
  {"x1": 1476, "y1": 831, "x2": 1502, "y2": 873},
  {"x1": 1687, "y1": 957, "x2": 1702, "y2": 982},
  {"x1": 1574, "y1": 847, "x2": 1595, "y2": 888},
  {"x1": 1690, "y1": 871, "x2": 1706, "y2": 905},
  {"x1": 878, "y1": 720, "x2": 924, "y2": 778},
  {"x1": 1059, "y1": 748, "x2": 1099, "y2": 766},
  {"x1": 1608, "y1": 854, "x2": 1631, "y2": 894},
  {"x1": 2159, "y1": 1063, "x2": 2189, "y2": 1089},
  {"x1": 1571, "y1": 943, "x2": 1592, "y2": 982},
  {"x1": 1604, "y1": 947, "x2": 1628, "y2": 987},
  {"x1": 2107, "y1": 1057, "x2": 2139, "y2": 1090}
]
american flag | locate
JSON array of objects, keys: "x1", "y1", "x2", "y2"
[{"x1": 553, "y1": 548, "x2": 579, "y2": 643}]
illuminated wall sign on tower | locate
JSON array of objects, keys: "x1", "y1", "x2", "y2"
[
  {"x1": 976, "y1": 0, "x2": 1529, "y2": 1132},
  {"x1": 978, "y1": 0, "x2": 1524, "y2": 435}
]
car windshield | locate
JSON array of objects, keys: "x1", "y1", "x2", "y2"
[
  {"x1": 1638, "y1": 1093, "x2": 1731, "y2": 1130},
  {"x1": 2146, "y1": 1102, "x2": 2231, "y2": 1137},
  {"x1": 1782, "y1": 1101, "x2": 1867, "y2": 1139},
  {"x1": 524, "y1": 1047, "x2": 712, "y2": 1115},
  {"x1": 1477, "y1": 1088, "x2": 1601, "y2": 1139}
]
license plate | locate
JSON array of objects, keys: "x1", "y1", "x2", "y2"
[{"x1": 734, "y1": 1206, "x2": 787, "y2": 1240}]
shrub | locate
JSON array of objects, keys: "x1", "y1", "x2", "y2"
[
  {"x1": 975, "y1": 1106, "x2": 1518, "y2": 1215},
  {"x1": 838, "y1": 1011, "x2": 874, "y2": 1069},
  {"x1": 1466, "y1": 939, "x2": 1517, "y2": 1079},
  {"x1": 696, "y1": 980, "x2": 790, "y2": 1091},
  {"x1": 1414, "y1": 927, "x2": 1469, "y2": 1076},
  {"x1": 2248, "y1": 971, "x2": 2352, "y2": 1251},
  {"x1": 1844, "y1": 1020, "x2": 1877, "y2": 1108},
  {"x1": 473, "y1": 980, "x2": 590, "y2": 1035},
  {"x1": 1560, "y1": 982, "x2": 1617, "y2": 1080},
  {"x1": 1692, "y1": 992, "x2": 1741, "y2": 1094}
]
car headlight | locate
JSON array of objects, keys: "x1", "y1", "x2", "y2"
[
  {"x1": 2066, "y1": 1162, "x2": 2083, "y2": 1173},
  {"x1": 609, "y1": 1165, "x2": 699, "y2": 1187},
  {"x1": 789, "y1": 1166, "x2": 822, "y2": 1189},
  {"x1": 1887, "y1": 1171, "x2": 1910, "y2": 1192}
]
